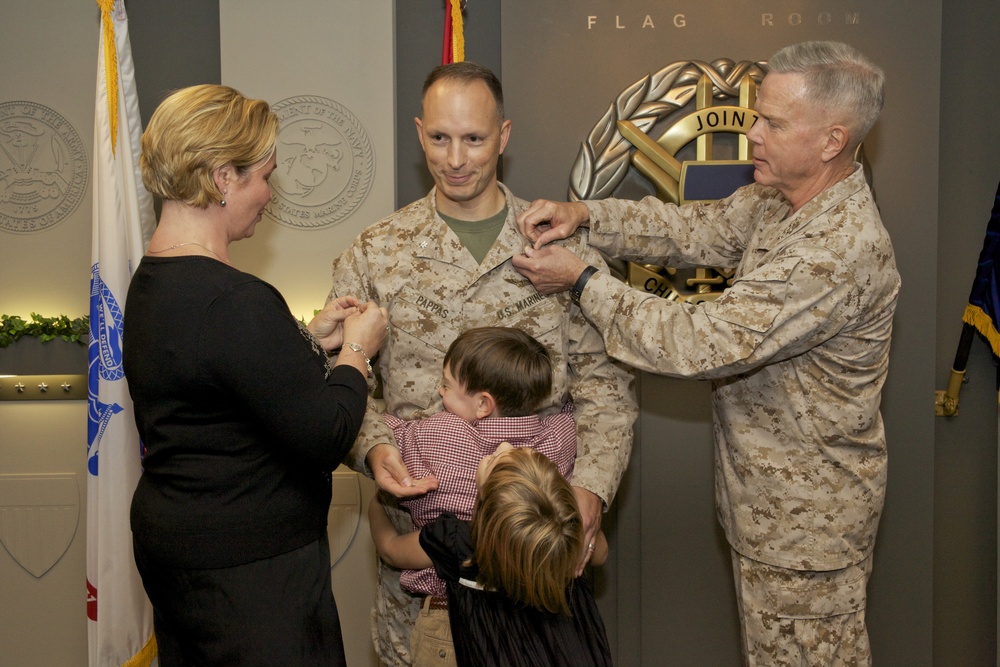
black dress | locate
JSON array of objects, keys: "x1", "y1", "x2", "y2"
[
  {"x1": 124, "y1": 256, "x2": 368, "y2": 666},
  {"x1": 420, "y1": 513, "x2": 614, "y2": 667}
]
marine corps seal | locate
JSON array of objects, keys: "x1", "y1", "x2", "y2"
[{"x1": 266, "y1": 95, "x2": 375, "y2": 230}]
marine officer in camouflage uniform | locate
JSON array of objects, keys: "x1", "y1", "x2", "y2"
[
  {"x1": 328, "y1": 61, "x2": 638, "y2": 666},
  {"x1": 513, "y1": 41, "x2": 898, "y2": 666}
]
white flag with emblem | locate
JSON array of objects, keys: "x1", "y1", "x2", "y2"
[{"x1": 87, "y1": 0, "x2": 156, "y2": 665}]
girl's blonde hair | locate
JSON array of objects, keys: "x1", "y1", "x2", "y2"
[
  {"x1": 139, "y1": 84, "x2": 278, "y2": 208},
  {"x1": 471, "y1": 447, "x2": 583, "y2": 615}
]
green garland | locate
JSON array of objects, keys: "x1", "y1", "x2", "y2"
[{"x1": 0, "y1": 313, "x2": 90, "y2": 348}]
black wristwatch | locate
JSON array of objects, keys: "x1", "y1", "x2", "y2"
[{"x1": 570, "y1": 265, "x2": 600, "y2": 304}]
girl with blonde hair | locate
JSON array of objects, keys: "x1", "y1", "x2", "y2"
[{"x1": 371, "y1": 443, "x2": 612, "y2": 666}]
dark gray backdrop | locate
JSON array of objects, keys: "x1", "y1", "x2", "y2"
[{"x1": 125, "y1": 1, "x2": 1000, "y2": 664}]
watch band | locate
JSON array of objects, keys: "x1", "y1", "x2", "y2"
[{"x1": 571, "y1": 265, "x2": 600, "y2": 304}]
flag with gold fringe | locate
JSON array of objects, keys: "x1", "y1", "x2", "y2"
[
  {"x1": 442, "y1": 0, "x2": 465, "y2": 64},
  {"x1": 87, "y1": 0, "x2": 157, "y2": 665},
  {"x1": 962, "y1": 180, "x2": 1000, "y2": 363}
]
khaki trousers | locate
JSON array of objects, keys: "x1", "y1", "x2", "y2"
[{"x1": 409, "y1": 596, "x2": 457, "y2": 667}]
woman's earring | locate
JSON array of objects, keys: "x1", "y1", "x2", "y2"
[{"x1": 220, "y1": 191, "x2": 227, "y2": 207}]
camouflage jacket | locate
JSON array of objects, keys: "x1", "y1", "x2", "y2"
[
  {"x1": 330, "y1": 184, "x2": 637, "y2": 506},
  {"x1": 581, "y1": 166, "x2": 900, "y2": 570}
]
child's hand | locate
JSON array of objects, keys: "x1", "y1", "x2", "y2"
[{"x1": 367, "y1": 494, "x2": 433, "y2": 569}]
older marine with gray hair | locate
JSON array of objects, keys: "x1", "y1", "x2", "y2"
[{"x1": 513, "y1": 41, "x2": 898, "y2": 666}]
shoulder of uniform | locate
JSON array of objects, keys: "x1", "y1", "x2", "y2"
[{"x1": 357, "y1": 197, "x2": 435, "y2": 243}]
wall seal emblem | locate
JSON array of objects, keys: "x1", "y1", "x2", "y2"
[
  {"x1": 571, "y1": 58, "x2": 765, "y2": 201},
  {"x1": 571, "y1": 59, "x2": 767, "y2": 303},
  {"x1": 0, "y1": 101, "x2": 88, "y2": 234},
  {"x1": 266, "y1": 95, "x2": 375, "y2": 230}
]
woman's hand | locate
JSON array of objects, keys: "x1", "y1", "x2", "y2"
[
  {"x1": 307, "y1": 296, "x2": 362, "y2": 352},
  {"x1": 335, "y1": 302, "x2": 389, "y2": 377},
  {"x1": 342, "y1": 301, "x2": 389, "y2": 354}
]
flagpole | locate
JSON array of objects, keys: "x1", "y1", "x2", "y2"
[
  {"x1": 937, "y1": 180, "x2": 1000, "y2": 416},
  {"x1": 87, "y1": 0, "x2": 156, "y2": 664},
  {"x1": 936, "y1": 324, "x2": 974, "y2": 416}
]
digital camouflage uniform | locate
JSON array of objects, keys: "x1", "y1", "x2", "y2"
[
  {"x1": 579, "y1": 166, "x2": 898, "y2": 665},
  {"x1": 329, "y1": 184, "x2": 637, "y2": 666}
]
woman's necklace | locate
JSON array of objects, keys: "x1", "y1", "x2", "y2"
[{"x1": 147, "y1": 242, "x2": 230, "y2": 265}]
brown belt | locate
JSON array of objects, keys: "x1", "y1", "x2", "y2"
[{"x1": 427, "y1": 595, "x2": 448, "y2": 610}]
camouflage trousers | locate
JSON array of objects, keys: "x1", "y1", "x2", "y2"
[
  {"x1": 372, "y1": 493, "x2": 423, "y2": 667},
  {"x1": 731, "y1": 550, "x2": 873, "y2": 667}
]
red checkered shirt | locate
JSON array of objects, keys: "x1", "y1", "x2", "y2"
[{"x1": 385, "y1": 402, "x2": 576, "y2": 596}]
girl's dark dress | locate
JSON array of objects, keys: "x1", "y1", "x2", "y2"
[{"x1": 419, "y1": 512, "x2": 614, "y2": 667}]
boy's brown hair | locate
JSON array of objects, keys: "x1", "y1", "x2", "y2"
[{"x1": 444, "y1": 327, "x2": 552, "y2": 417}]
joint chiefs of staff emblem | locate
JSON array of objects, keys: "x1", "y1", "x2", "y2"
[
  {"x1": 0, "y1": 101, "x2": 88, "y2": 234},
  {"x1": 266, "y1": 95, "x2": 375, "y2": 230},
  {"x1": 572, "y1": 59, "x2": 765, "y2": 304},
  {"x1": 571, "y1": 58, "x2": 874, "y2": 304}
]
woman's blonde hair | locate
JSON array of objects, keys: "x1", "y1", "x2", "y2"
[
  {"x1": 139, "y1": 84, "x2": 278, "y2": 207},
  {"x1": 471, "y1": 447, "x2": 583, "y2": 615}
]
